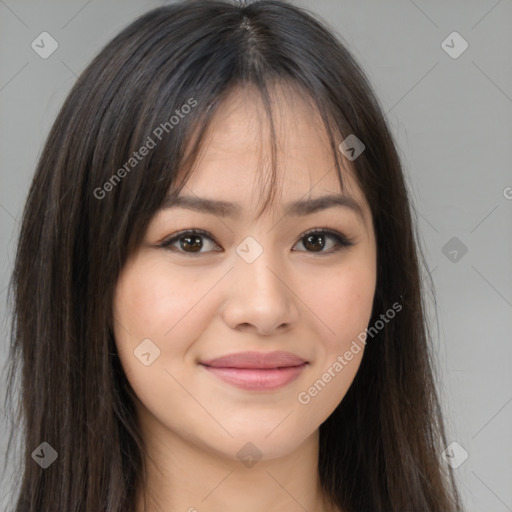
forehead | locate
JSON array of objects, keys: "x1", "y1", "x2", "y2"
[{"x1": 173, "y1": 84, "x2": 371, "y2": 227}]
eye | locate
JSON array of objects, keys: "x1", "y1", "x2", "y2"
[
  {"x1": 160, "y1": 229, "x2": 221, "y2": 254},
  {"x1": 293, "y1": 228, "x2": 355, "y2": 255},
  {"x1": 159, "y1": 228, "x2": 355, "y2": 256}
]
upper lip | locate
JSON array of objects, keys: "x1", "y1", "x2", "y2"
[{"x1": 200, "y1": 351, "x2": 308, "y2": 369}]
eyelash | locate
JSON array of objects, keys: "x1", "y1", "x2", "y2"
[{"x1": 159, "y1": 228, "x2": 355, "y2": 256}]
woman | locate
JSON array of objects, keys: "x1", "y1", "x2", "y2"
[{"x1": 3, "y1": 1, "x2": 463, "y2": 510}]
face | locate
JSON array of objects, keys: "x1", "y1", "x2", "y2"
[{"x1": 113, "y1": 85, "x2": 377, "y2": 463}]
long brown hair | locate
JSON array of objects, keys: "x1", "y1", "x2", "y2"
[{"x1": 2, "y1": 1, "x2": 463, "y2": 510}]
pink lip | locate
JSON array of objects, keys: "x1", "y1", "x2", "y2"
[{"x1": 200, "y1": 351, "x2": 308, "y2": 391}]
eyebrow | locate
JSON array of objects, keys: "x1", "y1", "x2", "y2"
[{"x1": 161, "y1": 193, "x2": 366, "y2": 223}]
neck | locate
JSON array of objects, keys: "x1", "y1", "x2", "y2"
[{"x1": 134, "y1": 417, "x2": 338, "y2": 512}]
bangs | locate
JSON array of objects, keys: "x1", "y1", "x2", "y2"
[
  {"x1": 128, "y1": 79, "x2": 353, "y2": 229},
  {"x1": 79, "y1": 4, "x2": 365, "y2": 260}
]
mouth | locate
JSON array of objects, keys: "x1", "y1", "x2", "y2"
[{"x1": 199, "y1": 351, "x2": 308, "y2": 391}]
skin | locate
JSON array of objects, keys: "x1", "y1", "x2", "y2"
[{"x1": 113, "y1": 84, "x2": 377, "y2": 512}]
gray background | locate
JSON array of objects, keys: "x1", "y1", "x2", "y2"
[{"x1": 1, "y1": 1, "x2": 511, "y2": 510}]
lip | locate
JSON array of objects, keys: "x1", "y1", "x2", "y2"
[
  {"x1": 201, "y1": 350, "x2": 307, "y2": 369},
  {"x1": 200, "y1": 351, "x2": 308, "y2": 391}
]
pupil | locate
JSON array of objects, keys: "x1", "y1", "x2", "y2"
[
  {"x1": 182, "y1": 235, "x2": 202, "y2": 252},
  {"x1": 305, "y1": 234, "x2": 324, "y2": 252}
]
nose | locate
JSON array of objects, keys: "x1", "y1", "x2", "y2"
[{"x1": 221, "y1": 243, "x2": 300, "y2": 336}]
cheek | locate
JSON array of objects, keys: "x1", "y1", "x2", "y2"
[
  {"x1": 113, "y1": 258, "x2": 208, "y2": 340},
  {"x1": 306, "y1": 258, "x2": 376, "y2": 348},
  {"x1": 112, "y1": 257, "x2": 227, "y2": 381},
  {"x1": 112, "y1": 258, "x2": 212, "y2": 399},
  {"x1": 296, "y1": 265, "x2": 374, "y2": 421}
]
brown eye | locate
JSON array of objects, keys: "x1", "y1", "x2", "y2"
[
  {"x1": 160, "y1": 228, "x2": 354, "y2": 257},
  {"x1": 303, "y1": 233, "x2": 326, "y2": 252},
  {"x1": 294, "y1": 229, "x2": 354, "y2": 255},
  {"x1": 178, "y1": 233, "x2": 203, "y2": 252},
  {"x1": 160, "y1": 229, "x2": 220, "y2": 254}
]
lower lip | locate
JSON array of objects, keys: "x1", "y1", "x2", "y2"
[{"x1": 201, "y1": 363, "x2": 308, "y2": 391}]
